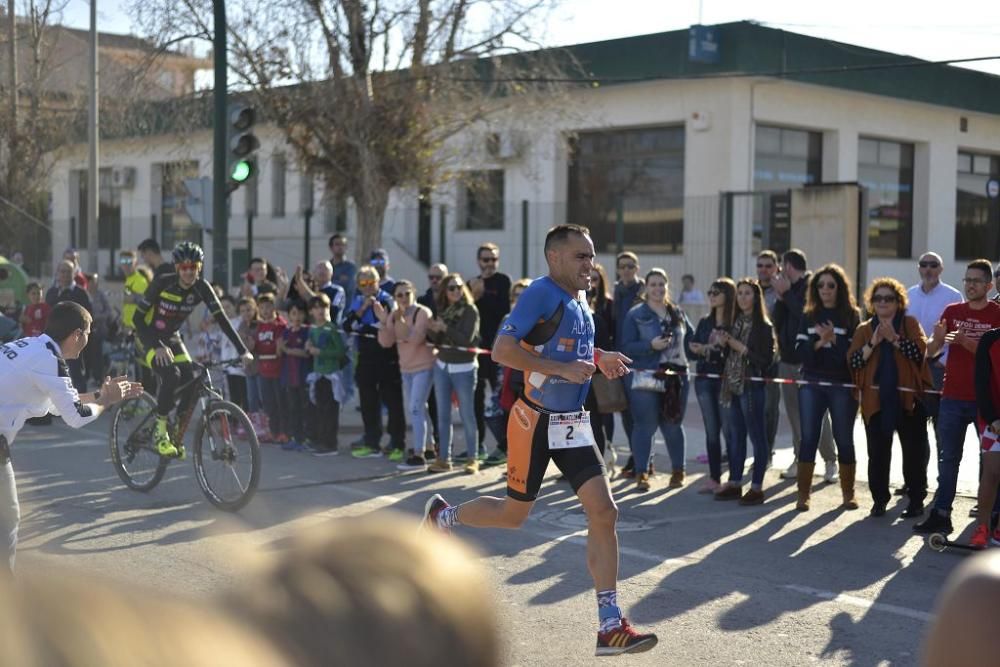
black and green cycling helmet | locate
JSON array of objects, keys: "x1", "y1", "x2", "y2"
[{"x1": 172, "y1": 241, "x2": 205, "y2": 264}]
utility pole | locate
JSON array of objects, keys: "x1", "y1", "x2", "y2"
[
  {"x1": 86, "y1": 0, "x2": 99, "y2": 272},
  {"x1": 7, "y1": 0, "x2": 17, "y2": 202},
  {"x1": 211, "y1": 0, "x2": 228, "y2": 287}
]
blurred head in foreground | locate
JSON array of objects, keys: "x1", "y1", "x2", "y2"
[
  {"x1": 0, "y1": 515, "x2": 497, "y2": 667},
  {"x1": 923, "y1": 550, "x2": 1000, "y2": 666}
]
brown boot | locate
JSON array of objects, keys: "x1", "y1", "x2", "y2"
[
  {"x1": 839, "y1": 463, "x2": 858, "y2": 510},
  {"x1": 668, "y1": 469, "x2": 685, "y2": 488},
  {"x1": 796, "y1": 462, "x2": 815, "y2": 511}
]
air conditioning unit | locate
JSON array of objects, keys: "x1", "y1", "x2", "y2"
[
  {"x1": 485, "y1": 131, "x2": 524, "y2": 161},
  {"x1": 111, "y1": 167, "x2": 136, "y2": 189}
]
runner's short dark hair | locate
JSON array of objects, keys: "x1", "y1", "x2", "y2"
[
  {"x1": 544, "y1": 224, "x2": 590, "y2": 254},
  {"x1": 45, "y1": 302, "x2": 92, "y2": 343}
]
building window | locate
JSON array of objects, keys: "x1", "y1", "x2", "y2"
[
  {"x1": 457, "y1": 170, "x2": 504, "y2": 230},
  {"x1": 858, "y1": 137, "x2": 914, "y2": 259},
  {"x1": 753, "y1": 125, "x2": 823, "y2": 254},
  {"x1": 272, "y1": 153, "x2": 286, "y2": 217},
  {"x1": 160, "y1": 161, "x2": 200, "y2": 249},
  {"x1": 76, "y1": 168, "x2": 122, "y2": 251},
  {"x1": 567, "y1": 126, "x2": 684, "y2": 254},
  {"x1": 955, "y1": 150, "x2": 1000, "y2": 260},
  {"x1": 754, "y1": 125, "x2": 823, "y2": 191}
]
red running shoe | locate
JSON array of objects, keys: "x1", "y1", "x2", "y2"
[
  {"x1": 419, "y1": 494, "x2": 450, "y2": 534},
  {"x1": 970, "y1": 524, "x2": 990, "y2": 549},
  {"x1": 595, "y1": 618, "x2": 658, "y2": 656}
]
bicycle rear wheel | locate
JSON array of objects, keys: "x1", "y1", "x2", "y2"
[
  {"x1": 193, "y1": 401, "x2": 260, "y2": 511},
  {"x1": 110, "y1": 392, "x2": 168, "y2": 491}
]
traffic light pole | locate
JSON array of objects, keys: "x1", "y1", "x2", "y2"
[{"x1": 212, "y1": 0, "x2": 228, "y2": 287}]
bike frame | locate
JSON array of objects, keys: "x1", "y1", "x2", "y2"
[{"x1": 125, "y1": 362, "x2": 227, "y2": 449}]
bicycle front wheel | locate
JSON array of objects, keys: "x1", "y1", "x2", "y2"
[
  {"x1": 193, "y1": 401, "x2": 260, "y2": 511},
  {"x1": 110, "y1": 392, "x2": 168, "y2": 491}
]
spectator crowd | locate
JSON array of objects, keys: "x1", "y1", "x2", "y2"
[{"x1": 6, "y1": 232, "x2": 1000, "y2": 547}]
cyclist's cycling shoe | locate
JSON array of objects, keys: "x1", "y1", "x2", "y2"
[
  {"x1": 154, "y1": 419, "x2": 179, "y2": 458},
  {"x1": 175, "y1": 445, "x2": 186, "y2": 460}
]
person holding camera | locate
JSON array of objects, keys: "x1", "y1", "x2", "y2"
[{"x1": 619, "y1": 269, "x2": 693, "y2": 492}]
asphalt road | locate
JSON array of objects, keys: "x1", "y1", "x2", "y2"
[{"x1": 8, "y1": 405, "x2": 984, "y2": 667}]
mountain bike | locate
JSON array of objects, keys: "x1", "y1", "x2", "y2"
[{"x1": 109, "y1": 359, "x2": 260, "y2": 511}]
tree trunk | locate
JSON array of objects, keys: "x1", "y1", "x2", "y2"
[{"x1": 354, "y1": 184, "x2": 389, "y2": 265}]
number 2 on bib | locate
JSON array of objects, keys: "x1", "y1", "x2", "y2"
[{"x1": 547, "y1": 411, "x2": 596, "y2": 450}]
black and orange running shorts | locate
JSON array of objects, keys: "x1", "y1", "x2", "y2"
[{"x1": 506, "y1": 397, "x2": 605, "y2": 502}]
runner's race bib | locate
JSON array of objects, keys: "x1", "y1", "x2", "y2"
[{"x1": 548, "y1": 411, "x2": 597, "y2": 450}]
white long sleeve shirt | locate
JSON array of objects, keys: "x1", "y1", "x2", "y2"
[{"x1": 0, "y1": 334, "x2": 103, "y2": 445}]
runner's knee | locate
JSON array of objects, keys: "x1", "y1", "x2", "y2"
[{"x1": 587, "y1": 500, "x2": 618, "y2": 527}]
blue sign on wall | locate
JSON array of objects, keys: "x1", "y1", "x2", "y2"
[{"x1": 688, "y1": 25, "x2": 720, "y2": 64}]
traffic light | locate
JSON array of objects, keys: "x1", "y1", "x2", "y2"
[{"x1": 227, "y1": 103, "x2": 259, "y2": 192}]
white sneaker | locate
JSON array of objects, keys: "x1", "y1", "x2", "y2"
[
  {"x1": 781, "y1": 462, "x2": 798, "y2": 479},
  {"x1": 824, "y1": 461, "x2": 839, "y2": 483}
]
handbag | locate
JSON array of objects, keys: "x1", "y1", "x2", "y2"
[
  {"x1": 591, "y1": 374, "x2": 628, "y2": 413},
  {"x1": 631, "y1": 369, "x2": 666, "y2": 393}
]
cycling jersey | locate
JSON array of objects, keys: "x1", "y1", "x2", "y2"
[
  {"x1": 122, "y1": 271, "x2": 149, "y2": 330},
  {"x1": 133, "y1": 272, "x2": 247, "y2": 359},
  {"x1": 497, "y1": 275, "x2": 595, "y2": 413},
  {"x1": 0, "y1": 334, "x2": 103, "y2": 444}
]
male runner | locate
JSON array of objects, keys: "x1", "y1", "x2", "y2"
[
  {"x1": 133, "y1": 242, "x2": 252, "y2": 457},
  {"x1": 0, "y1": 302, "x2": 143, "y2": 573},
  {"x1": 421, "y1": 224, "x2": 657, "y2": 656}
]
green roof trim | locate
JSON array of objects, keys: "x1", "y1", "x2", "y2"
[{"x1": 561, "y1": 21, "x2": 1000, "y2": 116}]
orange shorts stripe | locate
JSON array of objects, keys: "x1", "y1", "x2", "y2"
[{"x1": 506, "y1": 398, "x2": 540, "y2": 497}]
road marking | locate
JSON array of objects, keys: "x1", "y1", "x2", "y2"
[{"x1": 782, "y1": 585, "x2": 934, "y2": 622}]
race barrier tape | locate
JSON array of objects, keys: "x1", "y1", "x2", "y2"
[{"x1": 343, "y1": 330, "x2": 942, "y2": 395}]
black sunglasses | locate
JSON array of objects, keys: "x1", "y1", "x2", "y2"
[
  {"x1": 918, "y1": 261, "x2": 940, "y2": 269},
  {"x1": 447, "y1": 284, "x2": 463, "y2": 292},
  {"x1": 871, "y1": 294, "x2": 898, "y2": 304}
]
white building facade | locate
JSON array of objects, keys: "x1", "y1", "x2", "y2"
[{"x1": 47, "y1": 22, "x2": 1000, "y2": 292}]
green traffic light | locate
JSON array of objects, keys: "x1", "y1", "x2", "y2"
[{"x1": 231, "y1": 160, "x2": 252, "y2": 182}]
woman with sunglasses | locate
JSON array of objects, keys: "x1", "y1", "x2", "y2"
[
  {"x1": 792, "y1": 264, "x2": 861, "y2": 512},
  {"x1": 620, "y1": 269, "x2": 693, "y2": 492},
  {"x1": 426, "y1": 274, "x2": 481, "y2": 474},
  {"x1": 376, "y1": 280, "x2": 436, "y2": 471},
  {"x1": 687, "y1": 278, "x2": 736, "y2": 493},
  {"x1": 848, "y1": 278, "x2": 932, "y2": 518}
]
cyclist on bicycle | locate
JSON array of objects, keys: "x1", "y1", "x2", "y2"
[{"x1": 133, "y1": 242, "x2": 253, "y2": 457}]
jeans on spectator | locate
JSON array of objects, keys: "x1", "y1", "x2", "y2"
[
  {"x1": 312, "y1": 377, "x2": 341, "y2": 451},
  {"x1": 695, "y1": 377, "x2": 729, "y2": 483},
  {"x1": 865, "y1": 405, "x2": 929, "y2": 506},
  {"x1": 924, "y1": 361, "x2": 945, "y2": 423},
  {"x1": 433, "y1": 364, "x2": 478, "y2": 461},
  {"x1": 427, "y1": 386, "x2": 441, "y2": 448},
  {"x1": 259, "y1": 376, "x2": 283, "y2": 436},
  {"x1": 283, "y1": 384, "x2": 308, "y2": 442},
  {"x1": 625, "y1": 374, "x2": 688, "y2": 474},
  {"x1": 402, "y1": 368, "x2": 434, "y2": 453},
  {"x1": 933, "y1": 398, "x2": 979, "y2": 515},
  {"x1": 798, "y1": 383, "x2": 858, "y2": 464},
  {"x1": 764, "y1": 369, "x2": 781, "y2": 455},
  {"x1": 778, "y1": 361, "x2": 835, "y2": 463},
  {"x1": 726, "y1": 383, "x2": 769, "y2": 486},
  {"x1": 474, "y1": 354, "x2": 501, "y2": 452},
  {"x1": 245, "y1": 374, "x2": 263, "y2": 413},
  {"x1": 356, "y1": 359, "x2": 406, "y2": 450}
]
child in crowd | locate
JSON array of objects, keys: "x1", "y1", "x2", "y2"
[
  {"x1": 19, "y1": 283, "x2": 50, "y2": 337},
  {"x1": 255, "y1": 293, "x2": 287, "y2": 443},
  {"x1": 218, "y1": 295, "x2": 243, "y2": 405},
  {"x1": 278, "y1": 300, "x2": 312, "y2": 451},
  {"x1": 306, "y1": 293, "x2": 348, "y2": 455},
  {"x1": 237, "y1": 297, "x2": 263, "y2": 427}
]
